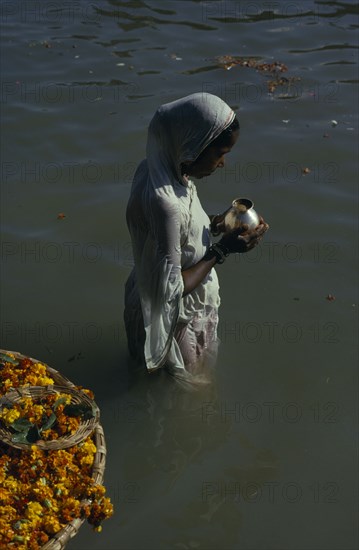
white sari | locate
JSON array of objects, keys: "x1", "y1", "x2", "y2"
[{"x1": 124, "y1": 93, "x2": 235, "y2": 379}]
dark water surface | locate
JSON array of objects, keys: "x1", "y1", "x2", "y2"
[{"x1": 1, "y1": 1, "x2": 358, "y2": 549}]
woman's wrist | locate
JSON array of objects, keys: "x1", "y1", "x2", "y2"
[{"x1": 203, "y1": 242, "x2": 230, "y2": 264}]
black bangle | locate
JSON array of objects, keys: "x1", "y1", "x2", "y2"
[
  {"x1": 204, "y1": 242, "x2": 230, "y2": 264},
  {"x1": 216, "y1": 242, "x2": 230, "y2": 256}
]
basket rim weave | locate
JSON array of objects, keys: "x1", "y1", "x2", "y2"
[
  {"x1": 0, "y1": 384, "x2": 100, "y2": 450},
  {"x1": 0, "y1": 349, "x2": 107, "y2": 550}
]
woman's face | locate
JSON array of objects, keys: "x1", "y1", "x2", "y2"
[{"x1": 181, "y1": 129, "x2": 239, "y2": 179}]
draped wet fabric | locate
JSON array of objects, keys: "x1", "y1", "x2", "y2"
[{"x1": 124, "y1": 93, "x2": 235, "y2": 379}]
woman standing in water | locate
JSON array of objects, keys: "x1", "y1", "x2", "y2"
[{"x1": 124, "y1": 93, "x2": 268, "y2": 384}]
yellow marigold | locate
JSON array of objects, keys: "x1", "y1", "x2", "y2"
[
  {"x1": 43, "y1": 516, "x2": 63, "y2": 535},
  {"x1": 0, "y1": 458, "x2": 7, "y2": 470},
  {"x1": 27, "y1": 403, "x2": 46, "y2": 424},
  {"x1": 19, "y1": 397, "x2": 33, "y2": 412},
  {"x1": 23, "y1": 374, "x2": 38, "y2": 384},
  {"x1": 1, "y1": 378, "x2": 13, "y2": 391},
  {"x1": 53, "y1": 484, "x2": 69, "y2": 498},
  {"x1": 36, "y1": 375, "x2": 55, "y2": 385},
  {"x1": 0, "y1": 504, "x2": 18, "y2": 522},
  {"x1": 31, "y1": 482, "x2": 53, "y2": 502},
  {"x1": 80, "y1": 439, "x2": 97, "y2": 454},
  {"x1": 25, "y1": 501, "x2": 43, "y2": 522},
  {"x1": 0, "y1": 487, "x2": 10, "y2": 502},
  {"x1": 30, "y1": 446, "x2": 44, "y2": 460},
  {"x1": 33, "y1": 362, "x2": 47, "y2": 374},
  {"x1": 79, "y1": 454, "x2": 94, "y2": 467},
  {"x1": 60, "y1": 496, "x2": 82, "y2": 522},
  {"x1": 58, "y1": 393, "x2": 72, "y2": 404},
  {"x1": 0, "y1": 407, "x2": 20, "y2": 424},
  {"x1": 3, "y1": 475, "x2": 19, "y2": 493}
]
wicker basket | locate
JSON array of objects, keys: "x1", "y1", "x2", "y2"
[
  {"x1": 0, "y1": 349, "x2": 108, "y2": 550},
  {"x1": 0, "y1": 384, "x2": 100, "y2": 450},
  {"x1": 0, "y1": 349, "x2": 77, "y2": 389}
]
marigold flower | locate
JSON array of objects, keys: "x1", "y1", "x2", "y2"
[
  {"x1": 43, "y1": 517, "x2": 62, "y2": 535},
  {"x1": 0, "y1": 354, "x2": 113, "y2": 546},
  {"x1": 0, "y1": 407, "x2": 20, "y2": 424},
  {"x1": 25, "y1": 501, "x2": 43, "y2": 522}
]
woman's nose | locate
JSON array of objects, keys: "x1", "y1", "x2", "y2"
[{"x1": 218, "y1": 157, "x2": 225, "y2": 168}]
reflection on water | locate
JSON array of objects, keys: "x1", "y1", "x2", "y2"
[
  {"x1": 94, "y1": 3, "x2": 217, "y2": 32},
  {"x1": 117, "y1": 368, "x2": 279, "y2": 549}
]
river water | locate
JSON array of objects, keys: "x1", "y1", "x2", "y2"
[{"x1": 1, "y1": 1, "x2": 358, "y2": 549}]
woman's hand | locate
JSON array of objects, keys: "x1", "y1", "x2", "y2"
[
  {"x1": 219, "y1": 217, "x2": 269, "y2": 254},
  {"x1": 209, "y1": 211, "x2": 228, "y2": 236}
]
